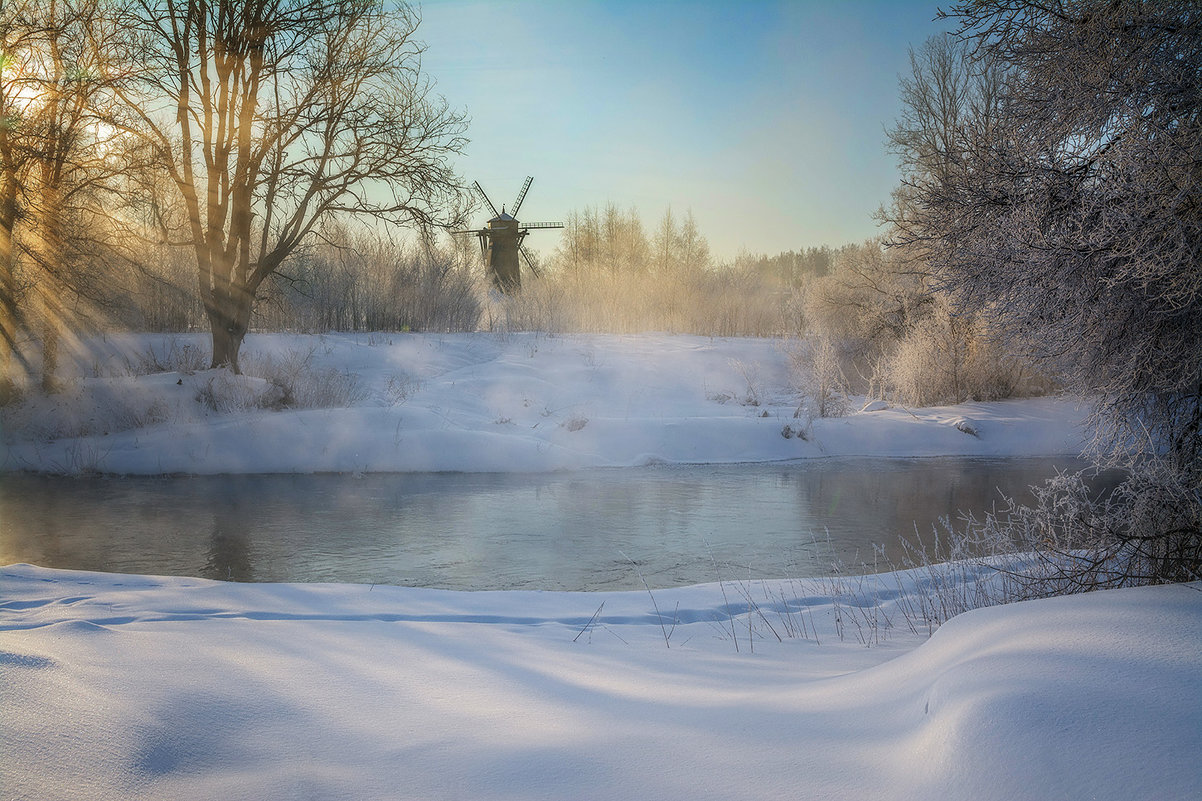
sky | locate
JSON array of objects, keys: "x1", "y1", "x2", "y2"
[{"x1": 417, "y1": 0, "x2": 956, "y2": 261}]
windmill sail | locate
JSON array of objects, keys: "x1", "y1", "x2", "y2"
[
  {"x1": 511, "y1": 176, "x2": 533, "y2": 217},
  {"x1": 520, "y1": 245, "x2": 543, "y2": 278},
  {"x1": 473, "y1": 181, "x2": 499, "y2": 218}
]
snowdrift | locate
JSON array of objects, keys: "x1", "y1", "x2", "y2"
[{"x1": 2, "y1": 565, "x2": 1198, "y2": 801}]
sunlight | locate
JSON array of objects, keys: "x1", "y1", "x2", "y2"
[
  {"x1": 0, "y1": 53, "x2": 43, "y2": 115},
  {"x1": 0, "y1": 2, "x2": 1198, "y2": 797}
]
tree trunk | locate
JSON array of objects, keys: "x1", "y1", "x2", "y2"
[
  {"x1": 0, "y1": 173, "x2": 19, "y2": 396},
  {"x1": 0, "y1": 229, "x2": 17, "y2": 397},
  {"x1": 206, "y1": 283, "x2": 252, "y2": 374},
  {"x1": 40, "y1": 313, "x2": 59, "y2": 394}
]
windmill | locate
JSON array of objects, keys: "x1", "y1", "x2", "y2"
[{"x1": 453, "y1": 176, "x2": 563, "y2": 293}]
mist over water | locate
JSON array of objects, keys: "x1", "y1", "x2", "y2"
[{"x1": 0, "y1": 458, "x2": 1117, "y2": 591}]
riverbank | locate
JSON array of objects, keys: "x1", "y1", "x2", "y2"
[
  {"x1": 7, "y1": 332, "x2": 1194, "y2": 801},
  {"x1": 2, "y1": 564, "x2": 1198, "y2": 801},
  {"x1": 0, "y1": 332, "x2": 1088, "y2": 474}
]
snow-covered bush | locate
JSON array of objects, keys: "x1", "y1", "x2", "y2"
[
  {"x1": 241, "y1": 348, "x2": 366, "y2": 410},
  {"x1": 802, "y1": 242, "x2": 1040, "y2": 408},
  {"x1": 961, "y1": 462, "x2": 1201, "y2": 589},
  {"x1": 788, "y1": 335, "x2": 850, "y2": 418},
  {"x1": 484, "y1": 281, "x2": 570, "y2": 333},
  {"x1": 885, "y1": 302, "x2": 1025, "y2": 406},
  {"x1": 0, "y1": 379, "x2": 172, "y2": 442},
  {"x1": 195, "y1": 371, "x2": 281, "y2": 414},
  {"x1": 125, "y1": 340, "x2": 209, "y2": 375},
  {"x1": 801, "y1": 241, "x2": 928, "y2": 391},
  {"x1": 866, "y1": 460, "x2": 1201, "y2": 623},
  {"x1": 385, "y1": 373, "x2": 421, "y2": 406}
]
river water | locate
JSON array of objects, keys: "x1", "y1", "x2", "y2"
[{"x1": 0, "y1": 458, "x2": 1112, "y2": 591}]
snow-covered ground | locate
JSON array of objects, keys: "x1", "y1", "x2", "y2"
[
  {"x1": 3, "y1": 333, "x2": 1198, "y2": 800},
  {"x1": 1, "y1": 331, "x2": 1088, "y2": 474},
  {"x1": 3, "y1": 565, "x2": 1199, "y2": 800}
]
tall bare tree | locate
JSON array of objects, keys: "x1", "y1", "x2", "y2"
[
  {"x1": 0, "y1": 0, "x2": 39, "y2": 391},
  {"x1": 886, "y1": 33, "x2": 1006, "y2": 208},
  {"x1": 895, "y1": 0, "x2": 1202, "y2": 470},
  {"x1": 651, "y1": 206, "x2": 677, "y2": 275},
  {"x1": 891, "y1": 0, "x2": 1202, "y2": 581},
  {"x1": 677, "y1": 209, "x2": 710, "y2": 273},
  {"x1": 117, "y1": 0, "x2": 468, "y2": 372}
]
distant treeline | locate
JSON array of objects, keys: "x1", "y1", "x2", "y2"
[{"x1": 119, "y1": 204, "x2": 842, "y2": 339}]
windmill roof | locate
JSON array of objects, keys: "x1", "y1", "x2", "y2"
[{"x1": 489, "y1": 212, "x2": 515, "y2": 222}]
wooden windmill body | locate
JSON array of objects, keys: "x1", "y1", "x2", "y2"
[{"x1": 455, "y1": 177, "x2": 562, "y2": 293}]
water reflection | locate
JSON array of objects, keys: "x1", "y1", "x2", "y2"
[
  {"x1": 203, "y1": 503, "x2": 255, "y2": 582},
  {"x1": 0, "y1": 459, "x2": 1115, "y2": 591}
]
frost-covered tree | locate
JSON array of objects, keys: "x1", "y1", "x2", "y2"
[
  {"x1": 877, "y1": 33, "x2": 1019, "y2": 406},
  {"x1": 886, "y1": 33, "x2": 1005, "y2": 215},
  {"x1": 553, "y1": 204, "x2": 648, "y2": 275},
  {"x1": 891, "y1": 0, "x2": 1201, "y2": 582},
  {"x1": 893, "y1": 1, "x2": 1202, "y2": 473}
]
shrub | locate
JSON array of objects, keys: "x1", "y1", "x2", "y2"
[
  {"x1": 884, "y1": 303, "x2": 1025, "y2": 406},
  {"x1": 255, "y1": 237, "x2": 483, "y2": 334},
  {"x1": 242, "y1": 348, "x2": 366, "y2": 409},
  {"x1": 788, "y1": 336, "x2": 850, "y2": 418},
  {"x1": 960, "y1": 461, "x2": 1202, "y2": 590},
  {"x1": 126, "y1": 340, "x2": 209, "y2": 375},
  {"x1": 196, "y1": 371, "x2": 276, "y2": 414},
  {"x1": 487, "y1": 262, "x2": 800, "y2": 337},
  {"x1": 1, "y1": 379, "x2": 172, "y2": 441}
]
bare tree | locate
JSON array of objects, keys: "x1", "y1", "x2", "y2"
[
  {"x1": 116, "y1": 0, "x2": 468, "y2": 372},
  {"x1": 648, "y1": 206, "x2": 710, "y2": 275},
  {"x1": 651, "y1": 206, "x2": 678, "y2": 275},
  {"x1": 886, "y1": 33, "x2": 1006, "y2": 203},
  {"x1": 0, "y1": 0, "x2": 40, "y2": 392},
  {"x1": 552, "y1": 203, "x2": 650, "y2": 276},
  {"x1": 677, "y1": 209, "x2": 710, "y2": 273},
  {"x1": 0, "y1": 0, "x2": 130, "y2": 392},
  {"x1": 893, "y1": 0, "x2": 1202, "y2": 582},
  {"x1": 806, "y1": 241, "x2": 928, "y2": 345},
  {"x1": 898, "y1": 0, "x2": 1202, "y2": 470}
]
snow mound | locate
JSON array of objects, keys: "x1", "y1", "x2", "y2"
[{"x1": 1, "y1": 565, "x2": 1197, "y2": 801}]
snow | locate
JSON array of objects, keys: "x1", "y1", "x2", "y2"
[
  {"x1": 2, "y1": 332, "x2": 1197, "y2": 800},
  {"x1": 1, "y1": 332, "x2": 1089, "y2": 474},
  {"x1": 3, "y1": 565, "x2": 1198, "y2": 800}
]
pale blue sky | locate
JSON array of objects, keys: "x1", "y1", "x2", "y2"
[{"x1": 418, "y1": 0, "x2": 953, "y2": 260}]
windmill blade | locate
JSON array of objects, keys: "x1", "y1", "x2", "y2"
[
  {"x1": 473, "y1": 181, "x2": 499, "y2": 218},
  {"x1": 520, "y1": 222, "x2": 564, "y2": 230},
  {"x1": 511, "y1": 176, "x2": 533, "y2": 217},
  {"x1": 520, "y1": 245, "x2": 543, "y2": 278}
]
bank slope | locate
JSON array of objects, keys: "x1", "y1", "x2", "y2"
[{"x1": 2, "y1": 565, "x2": 1198, "y2": 801}]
